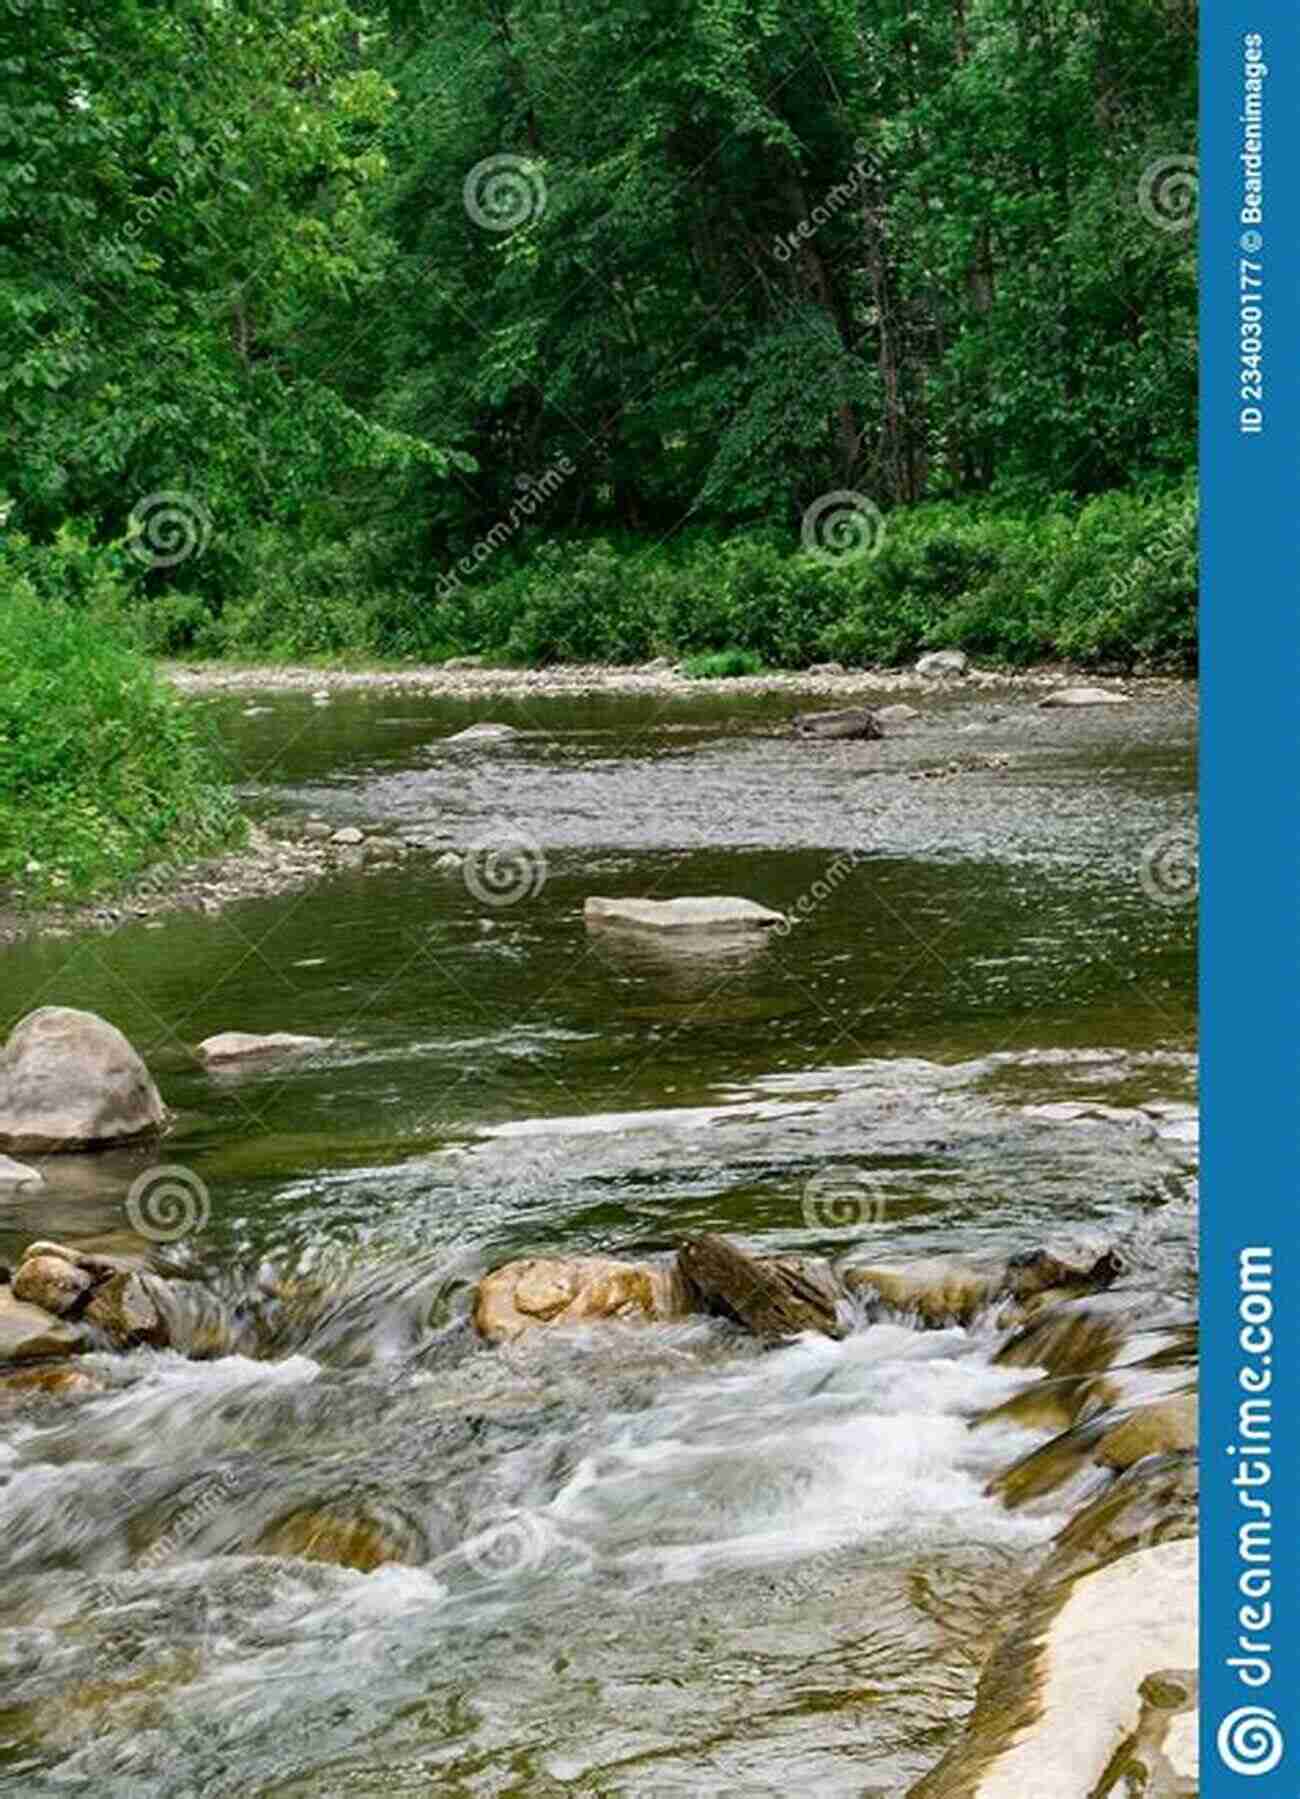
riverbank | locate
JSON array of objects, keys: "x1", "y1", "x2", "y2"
[{"x1": 164, "y1": 659, "x2": 1178, "y2": 700}]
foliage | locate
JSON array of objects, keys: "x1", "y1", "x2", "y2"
[
  {"x1": 0, "y1": 540, "x2": 243, "y2": 898},
  {"x1": 681, "y1": 648, "x2": 766, "y2": 679}
]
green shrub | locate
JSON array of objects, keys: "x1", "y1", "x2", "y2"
[
  {"x1": 0, "y1": 555, "x2": 244, "y2": 899},
  {"x1": 680, "y1": 647, "x2": 765, "y2": 679}
]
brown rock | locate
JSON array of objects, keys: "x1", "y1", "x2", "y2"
[
  {"x1": 255, "y1": 1502, "x2": 427, "y2": 1572},
  {"x1": 1095, "y1": 1394, "x2": 1198, "y2": 1470},
  {"x1": 678, "y1": 1235, "x2": 845, "y2": 1340},
  {"x1": 0, "y1": 1363, "x2": 103, "y2": 1400},
  {"x1": 84, "y1": 1271, "x2": 169, "y2": 1349},
  {"x1": 791, "y1": 707, "x2": 882, "y2": 741},
  {"x1": 12, "y1": 1253, "x2": 93, "y2": 1316},
  {"x1": 474, "y1": 1255, "x2": 689, "y2": 1343},
  {"x1": 0, "y1": 1286, "x2": 86, "y2": 1362}
]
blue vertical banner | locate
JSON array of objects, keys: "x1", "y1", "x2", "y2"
[{"x1": 1201, "y1": 3, "x2": 1300, "y2": 1792}]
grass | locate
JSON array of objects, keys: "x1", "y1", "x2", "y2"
[{"x1": 0, "y1": 585, "x2": 244, "y2": 902}]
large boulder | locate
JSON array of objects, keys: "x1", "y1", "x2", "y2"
[
  {"x1": 0, "y1": 1008, "x2": 168, "y2": 1152},
  {"x1": 584, "y1": 896, "x2": 784, "y2": 934},
  {"x1": 474, "y1": 1255, "x2": 690, "y2": 1342}
]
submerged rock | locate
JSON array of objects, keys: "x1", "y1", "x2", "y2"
[
  {"x1": 584, "y1": 896, "x2": 784, "y2": 934},
  {"x1": 844, "y1": 1246, "x2": 1124, "y2": 1330},
  {"x1": 0, "y1": 1007, "x2": 169, "y2": 1153},
  {"x1": 256, "y1": 1501, "x2": 429, "y2": 1572},
  {"x1": 908, "y1": 1537, "x2": 1197, "y2": 1798},
  {"x1": 196, "y1": 1032, "x2": 332, "y2": 1066},
  {"x1": 678, "y1": 1235, "x2": 846, "y2": 1340},
  {"x1": 791, "y1": 706, "x2": 882, "y2": 741},
  {"x1": 987, "y1": 1382, "x2": 1197, "y2": 1510},
  {"x1": 474, "y1": 1256, "x2": 690, "y2": 1343},
  {"x1": 446, "y1": 722, "x2": 520, "y2": 742}
]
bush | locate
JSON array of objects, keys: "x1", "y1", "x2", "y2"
[
  {"x1": 0, "y1": 552, "x2": 244, "y2": 898},
  {"x1": 680, "y1": 647, "x2": 765, "y2": 679}
]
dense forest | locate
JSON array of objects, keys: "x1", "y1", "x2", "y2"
[{"x1": 3, "y1": 0, "x2": 1195, "y2": 679}]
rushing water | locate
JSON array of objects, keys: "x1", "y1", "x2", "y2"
[{"x1": 0, "y1": 681, "x2": 1196, "y2": 1796}]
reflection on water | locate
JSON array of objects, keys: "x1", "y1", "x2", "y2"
[{"x1": 0, "y1": 684, "x2": 1195, "y2": 1795}]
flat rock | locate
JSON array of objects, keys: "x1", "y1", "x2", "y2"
[
  {"x1": 0, "y1": 1287, "x2": 86, "y2": 1362},
  {"x1": 908, "y1": 1539, "x2": 1197, "y2": 1798},
  {"x1": 876, "y1": 703, "x2": 920, "y2": 723},
  {"x1": 0, "y1": 1007, "x2": 168, "y2": 1153},
  {"x1": 196, "y1": 1032, "x2": 332, "y2": 1066},
  {"x1": 0, "y1": 1154, "x2": 42, "y2": 1186},
  {"x1": 584, "y1": 896, "x2": 784, "y2": 934},
  {"x1": 916, "y1": 650, "x2": 968, "y2": 676},
  {"x1": 1039, "y1": 686, "x2": 1130, "y2": 707},
  {"x1": 792, "y1": 706, "x2": 882, "y2": 741},
  {"x1": 474, "y1": 1256, "x2": 690, "y2": 1343},
  {"x1": 330, "y1": 826, "x2": 365, "y2": 846},
  {"x1": 446, "y1": 722, "x2": 520, "y2": 741}
]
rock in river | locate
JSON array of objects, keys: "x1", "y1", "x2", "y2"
[
  {"x1": 584, "y1": 896, "x2": 784, "y2": 934},
  {"x1": 474, "y1": 1255, "x2": 690, "y2": 1342},
  {"x1": 0, "y1": 1007, "x2": 168, "y2": 1153},
  {"x1": 0, "y1": 1153, "x2": 42, "y2": 1187},
  {"x1": 791, "y1": 706, "x2": 882, "y2": 741},
  {"x1": 907, "y1": 1537, "x2": 1197, "y2": 1798},
  {"x1": 678, "y1": 1234, "x2": 846, "y2": 1340},
  {"x1": 0, "y1": 1286, "x2": 86, "y2": 1362},
  {"x1": 1039, "y1": 686, "x2": 1130, "y2": 707},
  {"x1": 197, "y1": 1032, "x2": 332, "y2": 1066},
  {"x1": 11, "y1": 1253, "x2": 93, "y2": 1316}
]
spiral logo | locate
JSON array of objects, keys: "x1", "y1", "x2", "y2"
[
  {"x1": 127, "y1": 491, "x2": 212, "y2": 568},
  {"x1": 1217, "y1": 1706, "x2": 1284, "y2": 1777},
  {"x1": 461, "y1": 1507, "x2": 549, "y2": 1583},
  {"x1": 462, "y1": 820, "x2": 547, "y2": 907},
  {"x1": 463, "y1": 154, "x2": 547, "y2": 232},
  {"x1": 801, "y1": 491, "x2": 886, "y2": 565},
  {"x1": 1137, "y1": 155, "x2": 1199, "y2": 232},
  {"x1": 125, "y1": 1164, "x2": 211, "y2": 1242},
  {"x1": 1139, "y1": 826, "x2": 1199, "y2": 908},
  {"x1": 801, "y1": 1167, "x2": 887, "y2": 1232}
]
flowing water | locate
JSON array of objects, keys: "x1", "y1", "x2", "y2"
[{"x1": 0, "y1": 681, "x2": 1196, "y2": 1796}]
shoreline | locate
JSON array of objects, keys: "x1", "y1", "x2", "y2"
[{"x1": 165, "y1": 658, "x2": 1189, "y2": 701}]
